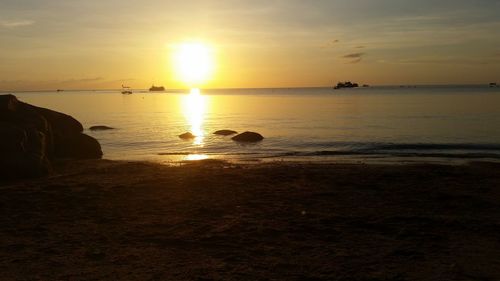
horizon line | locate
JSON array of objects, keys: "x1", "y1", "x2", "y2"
[{"x1": 1, "y1": 82, "x2": 498, "y2": 93}]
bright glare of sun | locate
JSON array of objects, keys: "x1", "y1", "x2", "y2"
[
  {"x1": 181, "y1": 88, "x2": 207, "y2": 146},
  {"x1": 173, "y1": 42, "x2": 214, "y2": 85}
]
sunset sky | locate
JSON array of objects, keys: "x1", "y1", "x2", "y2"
[{"x1": 1, "y1": 0, "x2": 499, "y2": 90}]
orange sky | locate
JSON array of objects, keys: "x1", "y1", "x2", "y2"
[{"x1": 1, "y1": 0, "x2": 499, "y2": 90}]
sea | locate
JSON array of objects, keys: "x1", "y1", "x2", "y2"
[{"x1": 9, "y1": 85, "x2": 500, "y2": 164}]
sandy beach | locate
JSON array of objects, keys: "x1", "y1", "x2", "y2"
[{"x1": 1, "y1": 160, "x2": 499, "y2": 280}]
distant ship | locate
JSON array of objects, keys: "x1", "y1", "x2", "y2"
[
  {"x1": 333, "y1": 81, "x2": 359, "y2": 90},
  {"x1": 149, "y1": 85, "x2": 165, "y2": 91},
  {"x1": 490, "y1": 82, "x2": 498, "y2": 87},
  {"x1": 121, "y1": 85, "x2": 132, "y2": 95}
]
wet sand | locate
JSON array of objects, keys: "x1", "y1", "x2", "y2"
[{"x1": 1, "y1": 160, "x2": 500, "y2": 280}]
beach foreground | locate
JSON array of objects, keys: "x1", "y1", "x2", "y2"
[{"x1": 1, "y1": 160, "x2": 499, "y2": 280}]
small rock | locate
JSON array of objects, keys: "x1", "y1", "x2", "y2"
[
  {"x1": 179, "y1": 132, "x2": 196, "y2": 140},
  {"x1": 89, "y1": 125, "x2": 114, "y2": 131},
  {"x1": 231, "y1": 131, "x2": 264, "y2": 142},
  {"x1": 213, "y1": 130, "x2": 238, "y2": 136}
]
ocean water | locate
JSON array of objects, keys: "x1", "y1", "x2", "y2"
[{"x1": 11, "y1": 86, "x2": 500, "y2": 164}]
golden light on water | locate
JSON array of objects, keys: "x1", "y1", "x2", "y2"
[
  {"x1": 181, "y1": 88, "x2": 207, "y2": 146},
  {"x1": 173, "y1": 42, "x2": 214, "y2": 85},
  {"x1": 174, "y1": 41, "x2": 212, "y2": 160},
  {"x1": 185, "y1": 154, "x2": 209, "y2": 161}
]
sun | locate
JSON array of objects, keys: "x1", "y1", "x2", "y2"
[{"x1": 173, "y1": 42, "x2": 214, "y2": 86}]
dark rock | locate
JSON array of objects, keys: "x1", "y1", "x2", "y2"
[
  {"x1": 0, "y1": 94, "x2": 53, "y2": 140},
  {"x1": 0, "y1": 94, "x2": 102, "y2": 179},
  {"x1": 231, "y1": 131, "x2": 264, "y2": 142},
  {"x1": 213, "y1": 130, "x2": 238, "y2": 136},
  {"x1": 34, "y1": 105, "x2": 83, "y2": 135},
  {"x1": 0, "y1": 122, "x2": 52, "y2": 179},
  {"x1": 89, "y1": 125, "x2": 115, "y2": 131},
  {"x1": 179, "y1": 132, "x2": 196, "y2": 140},
  {"x1": 0, "y1": 122, "x2": 26, "y2": 153},
  {"x1": 55, "y1": 134, "x2": 103, "y2": 159}
]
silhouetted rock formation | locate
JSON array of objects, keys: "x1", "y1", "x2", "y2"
[
  {"x1": 334, "y1": 81, "x2": 359, "y2": 89},
  {"x1": 0, "y1": 120, "x2": 52, "y2": 178},
  {"x1": 89, "y1": 125, "x2": 115, "y2": 131},
  {"x1": 231, "y1": 131, "x2": 264, "y2": 142},
  {"x1": 55, "y1": 133, "x2": 103, "y2": 159},
  {"x1": 179, "y1": 132, "x2": 196, "y2": 140},
  {"x1": 0, "y1": 94, "x2": 102, "y2": 179},
  {"x1": 213, "y1": 130, "x2": 238, "y2": 136}
]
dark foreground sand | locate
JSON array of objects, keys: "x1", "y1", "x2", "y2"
[{"x1": 1, "y1": 160, "x2": 500, "y2": 280}]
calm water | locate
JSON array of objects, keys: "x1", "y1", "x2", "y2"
[{"x1": 12, "y1": 86, "x2": 500, "y2": 164}]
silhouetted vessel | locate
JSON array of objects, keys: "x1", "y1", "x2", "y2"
[
  {"x1": 56, "y1": 89, "x2": 64, "y2": 92},
  {"x1": 149, "y1": 85, "x2": 165, "y2": 91},
  {"x1": 333, "y1": 81, "x2": 359, "y2": 90},
  {"x1": 121, "y1": 85, "x2": 132, "y2": 95},
  {"x1": 490, "y1": 82, "x2": 497, "y2": 87}
]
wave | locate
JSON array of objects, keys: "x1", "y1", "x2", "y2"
[
  {"x1": 291, "y1": 141, "x2": 500, "y2": 152},
  {"x1": 364, "y1": 143, "x2": 500, "y2": 151},
  {"x1": 305, "y1": 151, "x2": 500, "y2": 159},
  {"x1": 256, "y1": 142, "x2": 500, "y2": 160},
  {"x1": 157, "y1": 152, "x2": 264, "y2": 156},
  {"x1": 155, "y1": 142, "x2": 500, "y2": 161}
]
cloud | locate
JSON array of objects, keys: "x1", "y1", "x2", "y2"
[
  {"x1": 61, "y1": 77, "x2": 103, "y2": 83},
  {"x1": 1, "y1": 20, "x2": 35, "y2": 28},
  {"x1": 0, "y1": 77, "x2": 128, "y2": 91},
  {"x1": 348, "y1": 58, "x2": 363, "y2": 64},
  {"x1": 390, "y1": 56, "x2": 499, "y2": 65},
  {"x1": 109, "y1": 78, "x2": 136, "y2": 83},
  {"x1": 342, "y1": 52, "x2": 365, "y2": 64},
  {"x1": 320, "y1": 39, "x2": 340, "y2": 48},
  {"x1": 343, "y1": 52, "x2": 364, "y2": 58}
]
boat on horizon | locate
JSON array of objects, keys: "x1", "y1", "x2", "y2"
[
  {"x1": 149, "y1": 85, "x2": 165, "y2": 91},
  {"x1": 333, "y1": 81, "x2": 359, "y2": 90},
  {"x1": 121, "y1": 85, "x2": 132, "y2": 95}
]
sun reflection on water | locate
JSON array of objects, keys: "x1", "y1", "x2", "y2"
[
  {"x1": 181, "y1": 88, "x2": 207, "y2": 147},
  {"x1": 185, "y1": 154, "x2": 209, "y2": 161}
]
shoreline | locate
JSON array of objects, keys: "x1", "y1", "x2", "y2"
[
  {"x1": 1, "y1": 160, "x2": 500, "y2": 280},
  {"x1": 101, "y1": 154, "x2": 500, "y2": 168}
]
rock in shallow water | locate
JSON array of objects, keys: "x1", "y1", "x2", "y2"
[
  {"x1": 89, "y1": 125, "x2": 115, "y2": 131},
  {"x1": 0, "y1": 94, "x2": 102, "y2": 179},
  {"x1": 213, "y1": 130, "x2": 238, "y2": 136},
  {"x1": 179, "y1": 132, "x2": 196, "y2": 140},
  {"x1": 231, "y1": 131, "x2": 264, "y2": 142}
]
